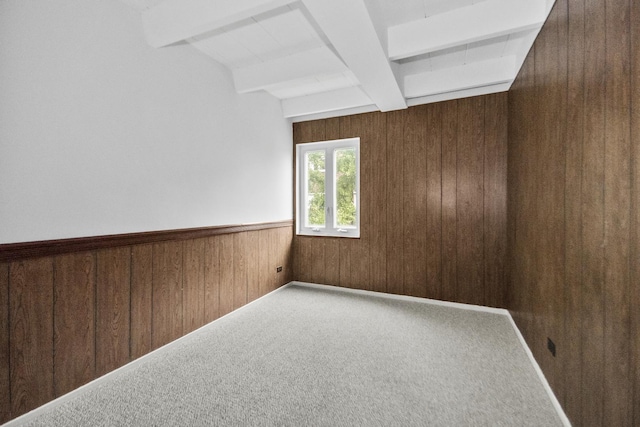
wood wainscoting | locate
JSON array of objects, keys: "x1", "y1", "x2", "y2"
[
  {"x1": 293, "y1": 94, "x2": 508, "y2": 309},
  {"x1": 0, "y1": 221, "x2": 293, "y2": 423}
]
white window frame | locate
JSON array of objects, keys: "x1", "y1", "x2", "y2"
[{"x1": 296, "y1": 137, "x2": 360, "y2": 238}]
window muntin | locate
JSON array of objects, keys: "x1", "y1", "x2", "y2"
[{"x1": 297, "y1": 138, "x2": 360, "y2": 238}]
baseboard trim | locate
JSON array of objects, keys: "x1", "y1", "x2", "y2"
[{"x1": 0, "y1": 220, "x2": 293, "y2": 262}]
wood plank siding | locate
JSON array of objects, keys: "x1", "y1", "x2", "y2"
[
  {"x1": 293, "y1": 94, "x2": 509, "y2": 308},
  {"x1": 507, "y1": 0, "x2": 639, "y2": 425},
  {"x1": 1, "y1": 0, "x2": 638, "y2": 423},
  {"x1": 0, "y1": 222, "x2": 292, "y2": 423}
]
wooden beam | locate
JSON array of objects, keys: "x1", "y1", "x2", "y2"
[
  {"x1": 232, "y1": 46, "x2": 347, "y2": 94},
  {"x1": 142, "y1": 0, "x2": 297, "y2": 48},
  {"x1": 301, "y1": 0, "x2": 406, "y2": 112},
  {"x1": 388, "y1": 0, "x2": 547, "y2": 61},
  {"x1": 282, "y1": 86, "x2": 373, "y2": 118},
  {"x1": 403, "y1": 56, "x2": 516, "y2": 98}
]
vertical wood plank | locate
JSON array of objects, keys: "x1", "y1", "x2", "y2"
[
  {"x1": 403, "y1": 106, "x2": 428, "y2": 297},
  {"x1": 53, "y1": 252, "x2": 95, "y2": 397},
  {"x1": 325, "y1": 118, "x2": 340, "y2": 140},
  {"x1": 386, "y1": 111, "x2": 405, "y2": 295},
  {"x1": 233, "y1": 232, "x2": 248, "y2": 310},
  {"x1": 323, "y1": 238, "x2": 340, "y2": 286},
  {"x1": 218, "y1": 234, "x2": 234, "y2": 316},
  {"x1": 246, "y1": 231, "x2": 261, "y2": 303},
  {"x1": 273, "y1": 226, "x2": 290, "y2": 288},
  {"x1": 96, "y1": 247, "x2": 131, "y2": 376},
  {"x1": 0, "y1": 263, "x2": 10, "y2": 424},
  {"x1": 368, "y1": 112, "x2": 388, "y2": 294},
  {"x1": 456, "y1": 97, "x2": 485, "y2": 305},
  {"x1": 441, "y1": 100, "x2": 458, "y2": 303},
  {"x1": 337, "y1": 241, "x2": 355, "y2": 288},
  {"x1": 9, "y1": 258, "x2": 54, "y2": 417},
  {"x1": 273, "y1": 227, "x2": 291, "y2": 289},
  {"x1": 426, "y1": 103, "x2": 443, "y2": 300},
  {"x1": 554, "y1": 1, "x2": 570, "y2": 407},
  {"x1": 281, "y1": 226, "x2": 294, "y2": 286},
  {"x1": 581, "y1": 0, "x2": 606, "y2": 424},
  {"x1": 357, "y1": 113, "x2": 373, "y2": 291},
  {"x1": 183, "y1": 239, "x2": 205, "y2": 334},
  {"x1": 258, "y1": 229, "x2": 272, "y2": 297},
  {"x1": 270, "y1": 228, "x2": 281, "y2": 290},
  {"x1": 269, "y1": 229, "x2": 280, "y2": 290},
  {"x1": 292, "y1": 235, "x2": 304, "y2": 282},
  {"x1": 564, "y1": 0, "x2": 585, "y2": 421},
  {"x1": 527, "y1": 12, "x2": 548, "y2": 375},
  {"x1": 631, "y1": 0, "x2": 640, "y2": 423},
  {"x1": 483, "y1": 93, "x2": 508, "y2": 308},
  {"x1": 204, "y1": 236, "x2": 221, "y2": 323},
  {"x1": 295, "y1": 237, "x2": 312, "y2": 283},
  {"x1": 509, "y1": 45, "x2": 538, "y2": 357},
  {"x1": 534, "y1": 4, "x2": 567, "y2": 393},
  {"x1": 523, "y1": 38, "x2": 540, "y2": 351},
  {"x1": 603, "y1": 0, "x2": 632, "y2": 423},
  {"x1": 151, "y1": 242, "x2": 183, "y2": 350},
  {"x1": 130, "y1": 244, "x2": 153, "y2": 360},
  {"x1": 308, "y1": 238, "x2": 325, "y2": 284}
]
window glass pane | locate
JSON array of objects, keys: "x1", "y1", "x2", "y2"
[
  {"x1": 334, "y1": 148, "x2": 357, "y2": 228},
  {"x1": 305, "y1": 150, "x2": 325, "y2": 227}
]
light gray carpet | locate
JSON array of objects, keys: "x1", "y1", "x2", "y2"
[{"x1": 10, "y1": 283, "x2": 565, "y2": 426}]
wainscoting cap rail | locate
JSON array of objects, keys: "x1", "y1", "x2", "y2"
[{"x1": 0, "y1": 220, "x2": 293, "y2": 262}]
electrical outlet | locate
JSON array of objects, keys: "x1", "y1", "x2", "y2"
[
  {"x1": 547, "y1": 338, "x2": 556, "y2": 357},
  {"x1": 276, "y1": 266, "x2": 283, "y2": 273}
]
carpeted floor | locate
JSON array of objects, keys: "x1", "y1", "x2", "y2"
[{"x1": 7, "y1": 283, "x2": 568, "y2": 426}]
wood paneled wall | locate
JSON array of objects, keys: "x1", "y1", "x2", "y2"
[
  {"x1": 0, "y1": 224, "x2": 292, "y2": 423},
  {"x1": 293, "y1": 94, "x2": 508, "y2": 308},
  {"x1": 507, "y1": 0, "x2": 639, "y2": 425}
]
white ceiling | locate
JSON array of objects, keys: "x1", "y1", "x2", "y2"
[{"x1": 120, "y1": 0, "x2": 555, "y2": 122}]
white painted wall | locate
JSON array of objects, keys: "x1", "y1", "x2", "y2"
[{"x1": 0, "y1": 0, "x2": 293, "y2": 244}]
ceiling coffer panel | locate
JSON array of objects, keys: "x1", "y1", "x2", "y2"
[{"x1": 122, "y1": 0, "x2": 554, "y2": 121}]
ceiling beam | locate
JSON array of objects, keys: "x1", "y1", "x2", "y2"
[
  {"x1": 388, "y1": 0, "x2": 547, "y2": 61},
  {"x1": 290, "y1": 105, "x2": 379, "y2": 123},
  {"x1": 232, "y1": 46, "x2": 347, "y2": 94},
  {"x1": 282, "y1": 86, "x2": 373, "y2": 118},
  {"x1": 406, "y1": 83, "x2": 511, "y2": 107},
  {"x1": 300, "y1": 0, "x2": 406, "y2": 112},
  {"x1": 142, "y1": 0, "x2": 297, "y2": 48},
  {"x1": 403, "y1": 56, "x2": 516, "y2": 99}
]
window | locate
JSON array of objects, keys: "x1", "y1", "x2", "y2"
[{"x1": 296, "y1": 138, "x2": 360, "y2": 238}]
